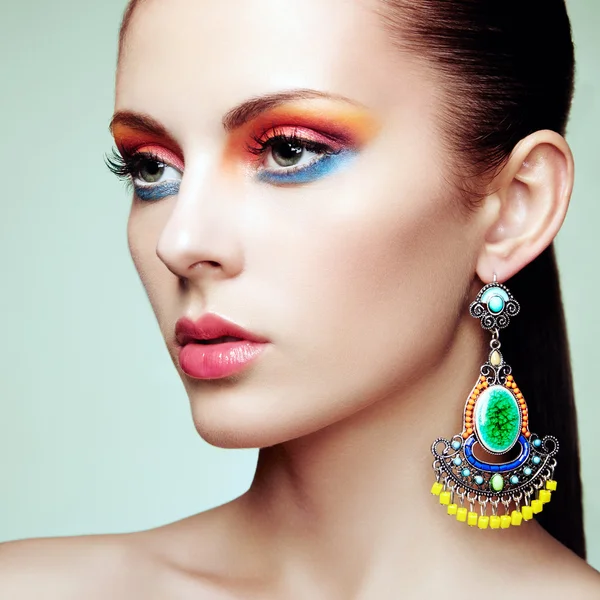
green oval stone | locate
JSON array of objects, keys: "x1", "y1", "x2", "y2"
[
  {"x1": 474, "y1": 385, "x2": 521, "y2": 453},
  {"x1": 490, "y1": 474, "x2": 504, "y2": 492}
]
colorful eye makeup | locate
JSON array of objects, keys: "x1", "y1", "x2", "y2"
[
  {"x1": 105, "y1": 144, "x2": 184, "y2": 201},
  {"x1": 107, "y1": 97, "x2": 380, "y2": 200},
  {"x1": 244, "y1": 125, "x2": 359, "y2": 185}
]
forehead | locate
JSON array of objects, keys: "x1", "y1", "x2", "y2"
[{"x1": 116, "y1": 0, "x2": 434, "y2": 140}]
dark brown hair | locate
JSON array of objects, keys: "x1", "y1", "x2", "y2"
[{"x1": 118, "y1": 0, "x2": 585, "y2": 558}]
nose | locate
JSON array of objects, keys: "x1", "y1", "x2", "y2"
[{"x1": 156, "y1": 168, "x2": 245, "y2": 282}]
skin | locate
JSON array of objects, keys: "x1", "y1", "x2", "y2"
[{"x1": 1, "y1": 0, "x2": 599, "y2": 598}]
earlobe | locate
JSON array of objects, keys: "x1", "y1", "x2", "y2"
[{"x1": 476, "y1": 129, "x2": 574, "y2": 283}]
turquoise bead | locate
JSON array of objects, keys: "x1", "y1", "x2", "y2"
[
  {"x1": 488, "y1": 295, "x2": 505, "y2": 314},
  {"x1": 453, "y1": 457, "x2": 462, "y2": 466},
  {"x1": 474, "y1": 475, "x2": 484, "y2": 485},
  {"x1": 474, "y1": 385, "x2": 521, "y2": 454},
  {"x1": 533, "y1": 456, "x2": 541, "y2": 465},
  {"x1": 462, "y1": 468, "x2": 471, "y2": 477},
  {"x1": 481, "y1": 287, "x2": 510, "y2": 305},
  {"x1": 510, "y1": 475, "x2": 519, "y2": 485},
  {"x1": 524, "y1": 467, "x2": 532, "y2": 476},
  {"x1": 533, "y1": 439, "x2": 542, "y2": 448},
  {"x1": 452, "y1": 440, "x2": 462, "y2": 450}
]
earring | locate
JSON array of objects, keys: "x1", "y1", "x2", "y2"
[{"x1": 430, "y1": 275, "x2": 558, "y2": 529}]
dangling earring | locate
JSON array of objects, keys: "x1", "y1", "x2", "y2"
[{"x1": 430, "y1": 275, "x2": 559, "y2": 529}]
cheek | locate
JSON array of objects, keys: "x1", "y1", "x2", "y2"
[
  {"x1": 259, "y1": 166, "x2": 476, "y2": 415},
  {"x1": 127, "y1": 209, "x2": 152, "y2": 284},
  {"x1": 326, "y1": 188, "x2": 467, "y2": 348},
  {"x1": 126, "y1": 205, "x2": 173, "y2": 319}
]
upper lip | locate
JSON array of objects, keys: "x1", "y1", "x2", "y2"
[{"x1": 175, "y1": 313, "x2": 269, "y2": 346}]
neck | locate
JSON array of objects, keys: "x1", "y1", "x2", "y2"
[{"x1": 236, "y1": 314, "x2": 547, "y2": 593}]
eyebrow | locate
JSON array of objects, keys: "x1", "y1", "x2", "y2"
[
  {"x1": 109, "y1": 88, "x2": 365, "y2": 139},
  {"x1": 221, "y1": 88, "x2": 364, "y2": 131}
]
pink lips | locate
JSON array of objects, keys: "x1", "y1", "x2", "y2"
[{"x1": 175, "y1": 313, "x2": 269, "y2": 379}]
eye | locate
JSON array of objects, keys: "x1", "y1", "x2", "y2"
[
  {"x1": 248, "y1": 128, "x2": 356, "y2": 185},
  {"x1": 130, "y1": 156, "x2": 182, "y2": 201},
  {"x1": 136, "y1": 159, "x2": 167, "y2": 183},
  {"x1": 105, "y1": 148, "x2": 183, "y2": 202},
  {"x1": 132, "y1": 157, "x2": 181, "y2": 187},
  {"x1": 265, "y1": 139, "x2": 320, "y2": 170}
]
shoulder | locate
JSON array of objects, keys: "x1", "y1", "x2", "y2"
[
  {"x1": 0, "y1": 534, "x2": 166, "y2": 599},
  {"x1": 517, "y1": 530, "x2": 600, "y2": 598},
  {"x1": 0, "y1": 505, "x2": 243, "y2": 600},
  {"x1": 545, "y1": 552, "x2": 600, "y2": 596}
]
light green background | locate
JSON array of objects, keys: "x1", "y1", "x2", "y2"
[{"x1": 1, "y1": 0, "x2": 598, "y2": 568}]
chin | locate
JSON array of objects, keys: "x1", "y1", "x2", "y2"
[{"x1": 185, "y1": 387, "x2": 343, "y2": 449}]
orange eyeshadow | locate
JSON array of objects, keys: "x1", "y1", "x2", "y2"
[
  {"x1": 225, "y1": 99, "x2": 381, "y2": 166},
  {"x1": 112, "y1": 124, "x2": 185, "y2": 172}
]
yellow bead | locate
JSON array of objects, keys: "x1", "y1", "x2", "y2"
[
  {"x1": 521, "y1": 505, "x2": 534, "y2": 521},
  {"x1": 439, "y1": 491, "x2": 451, "y2": 505},
  {"x1": 531, "y1": 499, "x2": 544, "y2": 514},
  {"x1": 447, "y1": 503, "x2": 458, "y2": 516},
  {"x1": 546, "y1": 480, "x2": 557, "y2": 492},
  {"x1": 511, "y1": 510, "x2": 523, "y2": 526},
  {"x1": 490, "y1": 515, "x2": 501, "y2": 529},
  {"x1": 431, "y1": 482, "x2": 443, "y2": 496},
  {"x1": 478, "y1": 516, "x2": 490, "y2": 529},
  {"x1": 456, "y1": 507, "x2": 468, "y2": 522},
  {"x1": 467, "y1": 512, "x2": 478, "y2": 527},
  {"x1": 500, "y1": 515, "x2": 511, "y2": 529},
  {"x1": 539, "y1": 489, "x2": 552, "y2": 504}
]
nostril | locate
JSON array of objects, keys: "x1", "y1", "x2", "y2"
[{"x1": 191, "y1": 260, "x2": 222, "y2": 270}]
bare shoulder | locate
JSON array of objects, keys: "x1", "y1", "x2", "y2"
[
  {"x1": 0, "y1": 503, "x2": 251, "y2": 600},
  {"x1": 549, "y1": 550, "x2": 600, "y2": 596},
  {"x1": 0, "y1": 533, "x2": 167, "y2": 599},
  {"x1": 523, "y1": 531, "x2": 600, "y2": 598}
]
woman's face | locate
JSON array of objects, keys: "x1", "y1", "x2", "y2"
[{"x1": 113, "y1": 0, "x2": 482, "y2": 448}]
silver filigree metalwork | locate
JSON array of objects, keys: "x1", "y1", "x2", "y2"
[{"x1": 469, "y1": 282, "x2": 520, "y2": 330}]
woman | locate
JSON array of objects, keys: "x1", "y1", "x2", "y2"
[{"x1": 1, "y1": 0, "x2": 599, "y2": 597}]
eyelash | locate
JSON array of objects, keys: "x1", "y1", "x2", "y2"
[
  {"x1": 246, "y1": 127, "x2": 341, "y2": 161},
  {"x1": 105, "y1": 128, "x2": 342, "y2": 186},
  {"x1": 104, "y1": 147, "x2": 165, "y2": 186}
]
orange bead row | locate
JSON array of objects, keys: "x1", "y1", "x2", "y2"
[
  {"x1": 505, "y1": 375, "x2": 531, "y2": 438},
  {"x1": 462, "y1": 376, "x2": 489, "y2": 439}
]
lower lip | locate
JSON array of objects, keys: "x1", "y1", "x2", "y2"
[{"x1": 178, "y1": 340, "x2": 268, "y2": 379}]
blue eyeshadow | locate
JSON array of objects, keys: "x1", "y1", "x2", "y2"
[
  {"x1": 257, "y1": 150, "x2": 357, "y2": 185},
  {"x1": 134, "y1": 180, "x2": 181, "y2": 201}
]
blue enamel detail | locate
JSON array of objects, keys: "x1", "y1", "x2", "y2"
[
  {"x1": 481, "y1": 287, "x2": 510, "y2": 304},
  {"x1": 463, "y1": 434, "x2": 530, "y2": 473}
]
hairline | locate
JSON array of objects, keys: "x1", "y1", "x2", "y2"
[{"x1": 118, "y1": 0, "x2": 145, "y2": 60}]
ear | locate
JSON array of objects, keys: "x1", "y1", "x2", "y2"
[{"x1": 475, "y1": 129, "x2": 574, "y2": 284}]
